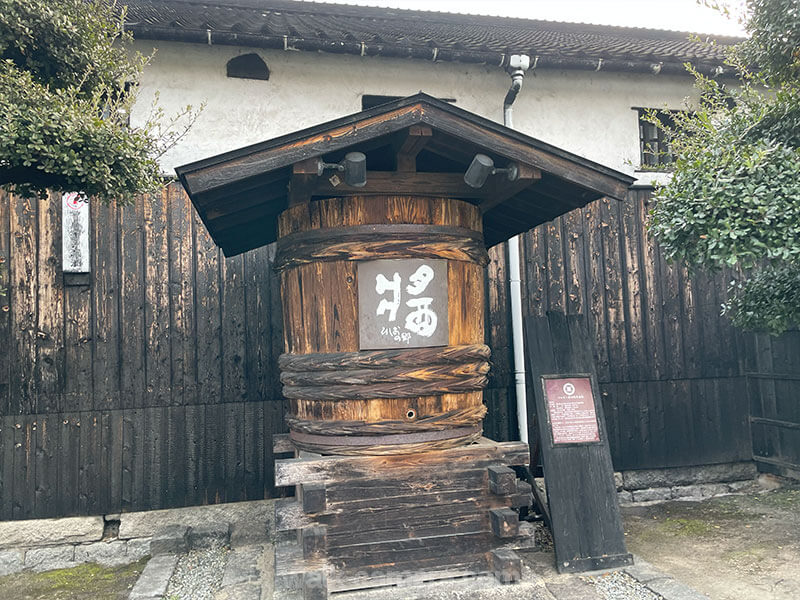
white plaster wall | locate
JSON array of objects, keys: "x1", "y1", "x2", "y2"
[{"x1": 131, "y1": 40, "x2": 696, "y2": 184}]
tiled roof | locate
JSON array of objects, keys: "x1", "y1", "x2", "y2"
[{"x1": 125, "y1": 0, "x2": 741, "y2": 75}]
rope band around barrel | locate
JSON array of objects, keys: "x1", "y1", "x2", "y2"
[
  {"x1": 279, "y1": 343, "x2": 490, "y2": 371},
  {"x1": 275, "y1": 224, "x2": 489, "y2": 272},
  {"x1": 281, "y1": 361, "x2": 488, "y2": 386},
  {"x1": 279, "y1": 344, "x2": 491, "y2": 401},
  {"x1": 286, "y1": 404, "x2": 488, "y2": 436}
]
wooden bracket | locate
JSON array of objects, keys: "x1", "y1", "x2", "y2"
[
  {"x1": 490, "y1": 549, "x2": 522, "y2": 584},
  {"x1": 289, "y1": 158, "x2": 320, "y2": 206},
  {"x1": 488, "y1": 465, "x2": 517, "y2": 495},
  {"x1": 479, "y1": 163, "x2": 541, "y2": 214},
  {"x1": 300, "y1": 482, "x2": 327, "y2": 514},
  {"x1": 301, "y1": 525, "x2": 327, "y2": 559},
  {"x1": 489, "y1": 508, "x2": 520, "y2": 539},
  {"x1": 393, "y1": 125, "x2": 433, "y2": 172}
]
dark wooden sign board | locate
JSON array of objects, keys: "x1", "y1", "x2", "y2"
[{"x1": 525, "y1": 313, "x2": 632, "y2": 573}]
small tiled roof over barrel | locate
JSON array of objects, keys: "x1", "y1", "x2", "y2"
[
  {"x1": 176, "y1": 93, "x2": 637, "y2": 256},
  {"x1": 125, "y1": 0, "x2": 741, "y2": 75}
]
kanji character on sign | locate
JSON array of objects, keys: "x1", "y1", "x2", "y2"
[{"x1": 375, "y1": 272, "x2": 401, "y2": 321}]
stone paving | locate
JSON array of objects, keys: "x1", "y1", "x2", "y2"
[
  {"x1": 0, "y1": 466, "x2": 772, "y2": 599},
  {"x1": 0, "y1": 498, "x2": 715, "y2": 600}
]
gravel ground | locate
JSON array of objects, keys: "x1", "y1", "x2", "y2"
[
  {"x1": 586, "y1": 571, "x2": 662, "y2": 600},
  {"x1": 165, "y1": 546, "x2": 229, "y2": 600},
  {"x1": 531, "y1": 520, "x2": 554, "y2": 550}
]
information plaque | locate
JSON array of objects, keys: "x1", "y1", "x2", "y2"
[
  {"x1": 542, "y1": 376, "x2": 601, "y2": 445},
  {"x1": 358, "y1": 258, "x2": 448, "y2": 350}
]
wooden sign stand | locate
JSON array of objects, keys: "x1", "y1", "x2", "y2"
[{"x1": 525, "y1": 312, "x2": 632, "y2": 573}]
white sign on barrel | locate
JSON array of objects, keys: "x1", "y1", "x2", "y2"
[{"x1": 358, "y1": 258, "x2": 448, "y2": 350}]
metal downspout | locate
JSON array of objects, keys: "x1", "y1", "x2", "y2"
[{"x1": 502, "y1": 55, "x2": 530, "y2": 444}]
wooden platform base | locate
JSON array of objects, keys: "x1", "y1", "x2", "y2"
[{"x1": 272, "y1": 437, "x2": 536, "y2": 598}]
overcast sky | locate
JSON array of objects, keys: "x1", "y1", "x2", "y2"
[{"x1": 319, "y1": 0, "x2": 748, "y2": 37}]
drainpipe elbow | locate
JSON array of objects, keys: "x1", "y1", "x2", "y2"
[
  {"x1": 502, "y1": 54, "x2": 530, "y2": 129},
  {"x1": 503, "y1": 73, "x2": 524, "y2": 109}
]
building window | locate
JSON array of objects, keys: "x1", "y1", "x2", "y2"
[
  {"x1": 226, "y1": 54, "x2": 270, "y2": 80},
  {"x1": 637, "y1": 109, "x2": 678, "y2": 169}
]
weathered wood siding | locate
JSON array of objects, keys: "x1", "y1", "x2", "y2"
[
  {"x1": 1, "y1": 185, "x2": 796, "y2": 520},
  {"x1": 0, "y1": 186, "x2": 285, "y2": 520},
  {"x1": 484, "y1": 188, "x2": 756, "y2": 471},
  {"x1": 747, "y1": 330, "x2": 800, "y2": 475}
]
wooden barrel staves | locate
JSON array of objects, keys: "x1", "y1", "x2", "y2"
[{"x1": 276, "y1": 196, "x2": 490, "y2": 455}]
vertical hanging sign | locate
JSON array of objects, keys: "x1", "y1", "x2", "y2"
[
  {"x1": 62, "y1": 192, "x2": 90, "y2": 273},
  {"x1": 358, "y1": 258, "x2": 448, "y2": 350}
]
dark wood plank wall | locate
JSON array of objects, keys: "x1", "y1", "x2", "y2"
[
  {"x1": 0, "y1": 185, "x2": 796, "y2": 520},
  {"x1": 482, "y1": 241, "x2": 517, "y2": 443},
  {"x1": 0, "y1": 186, "x2": 285, "y2": 520},
  {"x1": 484, "y1": 188, "x2": 757, "y2": 471},
  {"x1": 747, "y1": 330, "x2": 800, "y2": 475}
]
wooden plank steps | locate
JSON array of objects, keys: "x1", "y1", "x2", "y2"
[
  {"x1": 272, "y1": 438, "x2": 535, "y2": 598},
  {"x1": 275, "y1": 536, "x2": 535, "y2": 596}
]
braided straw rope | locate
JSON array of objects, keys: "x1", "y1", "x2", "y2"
[
  {"x1": 279, "y1": 343, "x2": 491, "y2": 371},
  {"x1": 274, "y1": 224, "x2": 490, "y2": 272},
  {"x1": 280, "y1": 344, "x2": 491, "y2": 400},
  {"x1": 282, "y1": 344, "x2": 491, "y2": 454}
]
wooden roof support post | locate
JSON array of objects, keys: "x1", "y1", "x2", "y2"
[{"x1": 393, "y1": 125, "x2": 433, "y2": 172}]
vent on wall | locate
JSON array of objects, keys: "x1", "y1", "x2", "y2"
[
  {"x1": 226, "y1": 53, "x2": 270, "y2": 80},
  {"x1": 362, "y1": 94, "x2": 455, "y2": 110}
]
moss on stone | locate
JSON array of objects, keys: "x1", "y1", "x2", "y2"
[{"x1": 0, "y1": 557, "x2": 148, "y2": 600}]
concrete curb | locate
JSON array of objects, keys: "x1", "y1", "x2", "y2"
[
  {"x1": 128, "y1": 554, "x2": 179, "y2": 600},
  {"x1": 150, "y1": 525, "x2": 189, "y2": 556},
  {"x1": 624, "y1": 557, "x2": 710, "y2": 600},
  {"x1": 0, "y1": 517, "x2": 104, "y2": 550}
]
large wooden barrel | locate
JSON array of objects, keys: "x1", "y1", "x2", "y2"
[{"x1": 276, "y1": 196, "x2": 490, "y2": 455}]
